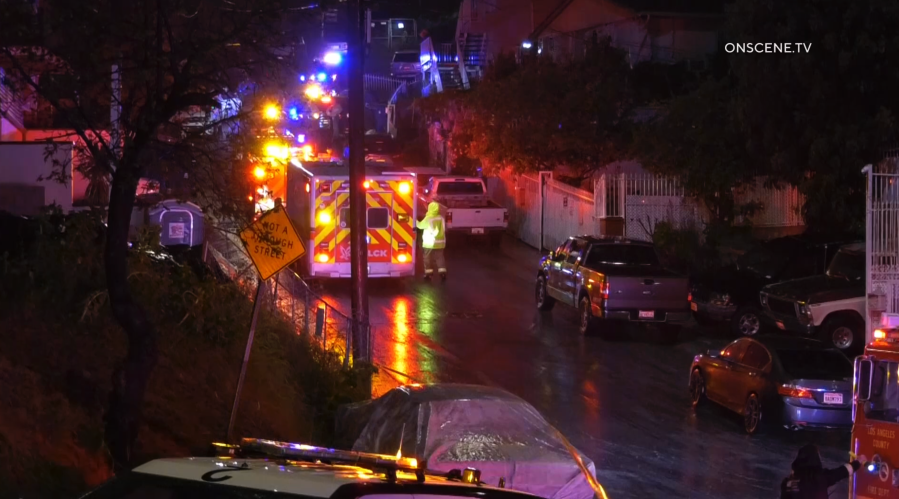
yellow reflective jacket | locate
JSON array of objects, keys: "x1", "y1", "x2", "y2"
[{"x1": 417, "y1": 202, "x2": 446, "y2": 249}]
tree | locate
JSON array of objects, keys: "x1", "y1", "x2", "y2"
[
  {"x1": 1, "y1": 0, "x2": 302, "y2": 470},
  {"x1": 420, "y1": 38, "x2": 633, "y2": 182},
  {"x1": 632, "y1": 78, "x2": 755, "y2": 224}
]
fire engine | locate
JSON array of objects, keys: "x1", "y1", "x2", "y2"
[
  {"x1": 850, "y1": 314, "x2": 899, "y2": 498},
  {"x1": 284, "y1": 159, "x2": 418, "y2": 278}
]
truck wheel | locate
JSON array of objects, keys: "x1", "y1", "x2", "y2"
[
  {"x1": 535, "y1": 275, "x2": 555, "y2": 311},
  {"x1": 579, "y1": 297, "x2": 597, "y2": 335},
  {"x1": 820, "y1": 315, "x2": 864, "y2": 354},
  {"x1": 730, "y1": 306, "x2": 762, "y2": 337}
]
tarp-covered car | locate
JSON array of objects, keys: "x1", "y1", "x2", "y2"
[{"x1": 336, "y1": 384, "x2": 599, "y2": 499}]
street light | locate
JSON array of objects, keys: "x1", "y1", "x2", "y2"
[{"x1": 264, "y1": 104, "x2": 280, "y2": 120}]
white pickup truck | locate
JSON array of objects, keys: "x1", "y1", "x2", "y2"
[{"x1": 419, "y1": 176, "x2": 508, "y2": 244}]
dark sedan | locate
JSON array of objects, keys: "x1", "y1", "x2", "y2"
[
  {"x1": 691, "y1": 234, "x2": 858, "y2": 337},
  {"x1": 688, "y1": 336, "x2": 853, "y2": 434}
]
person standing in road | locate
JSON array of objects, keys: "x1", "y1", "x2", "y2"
[
  {"x1": 780, "y1": 443, "x2": 862, "y2": 499},
  {"x1": 417, "y1": 201, "x2": 446, "y2": 281}
]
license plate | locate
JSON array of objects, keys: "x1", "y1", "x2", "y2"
[
  {"x1": 639, "y1": 310, "x2": 654, "y2": 319},
  {"x1": 823, "y1": 392, "x2": 843, "y2": 404},
  {"x1": 690, "y1": 302, "x2": 698, "y2": 312},
  {"x1": 776, "y1": 321, "x2": 785, "y2": 330},
  {"x1": 472, "y1": 228, "x2": 484, "y2": 234}
]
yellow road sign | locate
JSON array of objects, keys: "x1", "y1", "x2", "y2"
[{"x1": 240, "y1": 204, "x2": 306, "y2": 280}]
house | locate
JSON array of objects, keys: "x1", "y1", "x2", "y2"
[{"x1": 423, "y1": 0, "x2": 722, "y2": 93}]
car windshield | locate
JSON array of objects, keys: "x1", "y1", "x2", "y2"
[
  {"x1": 827, "y1": 249, "x2": 865, "y2": 281},
  {"x1": 775, "y1": 349, "x2": 852, "y2": 380},
  {"x1": 435, "y1": 181, "x2": 484, "y2": 195},
  {"x1": 585, "y1": 245, "x2": 660, "y2": 267},
  {"x1": 393, "y1": 52, "x2": 419, "y2": 63}
]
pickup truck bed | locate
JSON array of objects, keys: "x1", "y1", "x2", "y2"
[{"x1": 420, "y1": 177, "x2": 508, "y2": 237}]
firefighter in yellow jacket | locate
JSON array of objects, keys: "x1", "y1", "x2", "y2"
[{"x1": 417, "y1": 201, "x2": 447, "y2": 281}]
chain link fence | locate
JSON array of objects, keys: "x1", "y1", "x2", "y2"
[{"x1": 203, "y1": 222, "x2": 370, "y2": 364}]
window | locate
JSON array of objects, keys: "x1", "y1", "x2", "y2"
[
  {"x1": 827, "y1": 248, "x2": 865, "y2": 281},
  {"x1": 367, "y1": 207, "x2": 390, "y2": 229},
  {"x1": 435, "y1": 181, "x2": 485, "y2": 195},
  {"x1": 554, "y1": 240, "x2": 572, "y2": 261},
  {"x1": 339, "y1": 207, "x2": 350, "y2": 229},
  {"x1": 721, "y1": 340, "x2": 747, "y2": 361},
  {"x1": 740, "y1": 343, "x2": 770, "y2": 370},
  {"x1": 775, "y1": 349, "x2": 852, "y2": 380},
  {"x1": 567, "y1": 240, "x2": 584, "y2": 264},
  {"x1": 862, "y1": 360, "x2": 899, "y2": 423},
  {"x1": 392, "y1": 52, "x2": 419, "y2": 63},
  {"x1": 583, "y1": 245, "x2": 660, "y2": 267}
]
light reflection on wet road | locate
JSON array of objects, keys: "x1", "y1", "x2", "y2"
[{"x1": 319, "y1": 236, "x2": 851, "y2": 499}]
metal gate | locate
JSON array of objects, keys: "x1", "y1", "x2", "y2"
[{"x1": 865, "y1": 162, "x2": 899, "y2": 340}]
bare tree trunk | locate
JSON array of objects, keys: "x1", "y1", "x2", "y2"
[{"x1": 103, "y1": 163, "x2": 159, "y2": 472}]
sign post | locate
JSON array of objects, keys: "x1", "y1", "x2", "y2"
[{"x1": 227, "y1": 201, "x2": 306, "y2": 442}]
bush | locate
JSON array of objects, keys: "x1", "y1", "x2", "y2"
[{"x1": 0, "y1": 210, "x2": 370, "y2": 498}]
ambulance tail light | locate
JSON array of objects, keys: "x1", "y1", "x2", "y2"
[
  {"x1": 397, "y1": 253, "x2": 410, "y2": 263},
  {"x1": 777, "y1": 385, "x2": 814, "y2": 399},
  {"x1": 321, "y1": 182, "x2": 331, "y2": 193},
  {"x1": 305, "y1": 182, "x2": 310, "y2": 193},
  {"x1": 398, "y1": 181, "x2": 411, "y2": 195},
  {"x1": 316, "y1": 253, "x2": 330, "y2": 263}
]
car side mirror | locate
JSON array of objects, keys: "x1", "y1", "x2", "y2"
[{"x1": 856, "y1": 358, "x2": 874, "y2": 401}]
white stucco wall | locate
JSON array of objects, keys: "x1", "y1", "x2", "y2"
[{"x1": 0, "y1": 142, "x2": 87, "y2": 213}]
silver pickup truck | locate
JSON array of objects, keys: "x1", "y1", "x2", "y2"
[
  {"x1": 419, "y1": 176, "x2": 508, "y2": 244},
  {"x1": 535, "y1": 236, "x2": 692, "y2": 339}
]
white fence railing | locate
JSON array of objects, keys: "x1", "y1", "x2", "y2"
[
  {"x1": 489, "y1": 169, "x2": 807, "y2": 250},
  {"x1": 866, "y1": 162, "x2": 899, "y2": 342}
]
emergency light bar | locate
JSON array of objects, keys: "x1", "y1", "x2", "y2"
[
  {"x1": 210, "y1": 438, "x2": 426, "y2": 483},
  {"x1": 873, "y1": 328, "x2": 899, "y2": 341}
]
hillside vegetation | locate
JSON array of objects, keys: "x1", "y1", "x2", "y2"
[{"x1": 0, "y1": 209, "x2": 369, "y2": 498}]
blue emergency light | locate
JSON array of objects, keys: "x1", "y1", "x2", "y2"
[
  {"x1": 323, "y1": 52, "x2": 342, "y2": 65},
  {"x1": 288, "y1": 107, "x2": 299, "y2": 120},
  {"x1": 297, "y1": 134, "x2": 305, "y2": 143},
  {"x1": 317, "y1": 73, "x2": 327, "y2": 82}
]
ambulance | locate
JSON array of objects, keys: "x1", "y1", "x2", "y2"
[
  {"x1": 285, "y1": 159, "x2": 418, "y2": 278},
  {"x1": 850, "y1": 314, "x2": 899, "y2": 498}
]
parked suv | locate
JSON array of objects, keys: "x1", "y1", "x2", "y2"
[
  {"x1": 390, "y1": 50, "x2": 421, "y2": 79},
  {"x1": 536, "y1": 236, "x2": 691, "y2": 338},
  {"x1": 759, "y1": 243, "x2": 866, "y2": 354},
  {"x1": 691, "y1": 234, "x2": 858, "y2": 337}
]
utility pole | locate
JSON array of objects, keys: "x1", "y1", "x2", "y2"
[{"x1": 347, "y1": 0, "x2": 370, "y2": 364}]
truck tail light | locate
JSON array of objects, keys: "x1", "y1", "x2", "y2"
[
  {"x1": 688, "y1": 292, "x2": 692, "y2": 302},
  {"x1": 777, "y1": 385, "x2": 814, "y2": 399},
  {"x1": 602, "y1": 282, "x2": 610, "y2": 300},
  {"x1": 503, "y1": 211, "x2": 509, "y2": 223},
  {"x1": 446, "y1": 212, "x2": 453, "y2": 224}
]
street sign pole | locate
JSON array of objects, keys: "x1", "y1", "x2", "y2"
[
  {"x1": 230, "y1": 200, "x2": 306, "y2": 441},
  {"x1": 227, "y1": 279, "x2": 266, "y2": 442},
  {"x1": 347, "y1": 0, "x2": 370, "y2": 365}
]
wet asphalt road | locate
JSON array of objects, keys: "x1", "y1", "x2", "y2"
[{"x1": 318, "y1": 236, "x2": 852, "y2": 499}]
